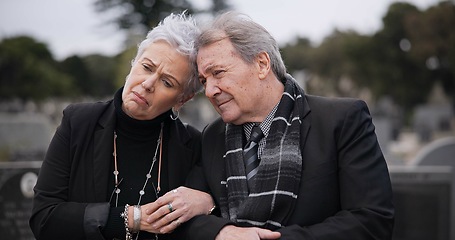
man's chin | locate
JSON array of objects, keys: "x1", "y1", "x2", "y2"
[
  {"x1": 220, "y1": 114, "x2": 242, "y2": 125},
  {"x1": 219, "y1": 113, "x2": 233, "y2": 124}
]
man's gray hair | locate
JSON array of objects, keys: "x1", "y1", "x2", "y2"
[{"x1": 196, "y1": 11, "x2": 287, "y2": 81}]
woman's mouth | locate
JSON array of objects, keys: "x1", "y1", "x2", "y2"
[{"x1": 133, "y1": 91, "x2": 149, "y2": 106}]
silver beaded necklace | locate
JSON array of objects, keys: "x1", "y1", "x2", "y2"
[
  {"x1": 111, "y1": 122, "x2": 163, "y2": 240},
  {"x1": 112, "y1": 122, "x2": 164, "y2": 207}
]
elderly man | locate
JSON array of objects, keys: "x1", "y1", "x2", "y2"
[{"x1": 183, "y1": 11, "x2": 394, "y2": 240}]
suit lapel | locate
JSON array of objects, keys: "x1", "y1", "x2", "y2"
[
  {"x1": 212, "y1": 120, "x2": 228, "y2": 198},
  {"x1": 299, "y1": 95, "x2": 311, "y2": 169}
]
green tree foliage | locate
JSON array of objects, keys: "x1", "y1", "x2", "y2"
[
  {"x1": 0, "y1": 36, "x2": 75, "y2": 101},
  {"x1": 282, "y1": 1, "x2": 454, "y2": 117},
  {"x1": 350, "y1": 2, "x2": 431, "y2": 111},
  {"x1": 309, "y1": 30, "x2": 366, "y2": 96},
  {"x1": 404, "y1": 1, "x2": 455, "y2": 101},
  {"x1": 95, "y1": 0, "x2": 192, "y2": 32},
  {"x1": 281, "y1": 37, "x2": 312, "y2": 73},
  {"x1": 81, "y1": 54, "x2": 118, "y2": 97},
  {"x1": 94, "y1": 0, "x2": 231, "y2": 34},
  {"x1": 60, "y1": 54, "x2": 118, "y2": 97},
  {"x1": 59, "y1": 56, "x2": 88, "y2": 96},
  {"x1": 210, "y1": 0, "x2": 231, "y2": 13},
  {"x1": 351, "y1": 1, "x2": 455, "y2": 111},
  {"x1": 114, "y1": 46, "x2": 137, "y2": 89}
]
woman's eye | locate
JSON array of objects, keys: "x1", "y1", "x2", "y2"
[
  {"x1": 162, "y1": 79, "x2": 173, "y2": 88},
  {"x1": 142, "y1": 64, "x2": 154, "y2": 72}
]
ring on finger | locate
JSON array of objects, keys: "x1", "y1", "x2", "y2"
[{"x1": 167, "y1": 203, "x2": 174, "y2": 213}]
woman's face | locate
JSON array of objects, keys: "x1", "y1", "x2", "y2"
[{"x1": 122, "y1": 40, "x2": 191, "y2": 120}]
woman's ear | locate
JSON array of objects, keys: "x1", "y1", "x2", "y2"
[
  {"x1": 174, "y1": 93, "x2": 195, "y2": 111},
  {"x1": 256, "y1": 52, "x2": 271, "y2": 80}
]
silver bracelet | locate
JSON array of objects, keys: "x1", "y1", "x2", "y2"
[
  {"x1": 132, "y1": 205, "x2": 141, "y2": 233},
  {"x1": 120, "y1": 204, "x2": 132, "y2": 240},
  {"x1": 208, "y1": 205, "x2": 216, "y2": 215}
]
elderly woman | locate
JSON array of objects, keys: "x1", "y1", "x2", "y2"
[{"x1": 29, "y1": 12, "x2": 214, "y2": 240}]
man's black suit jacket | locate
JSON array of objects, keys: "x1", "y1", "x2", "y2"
[{"x1": 185, "y1": 94, "x2": 394, "y2": 240}]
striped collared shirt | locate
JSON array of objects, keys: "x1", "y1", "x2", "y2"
[{"x1": 243, "y1": 103, "x2": 279, "y2": 158}]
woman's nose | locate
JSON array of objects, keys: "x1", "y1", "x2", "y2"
[{"x1": 141, "y1": 76, "x2": 156, "y2": 92}]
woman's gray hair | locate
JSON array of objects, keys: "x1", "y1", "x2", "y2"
[
  {"x1": 132, "y1": 11, "x2": 202, "y2": 99},
  {"x1": 196, "y1": 11, "x2": 287, "y2": 81}
]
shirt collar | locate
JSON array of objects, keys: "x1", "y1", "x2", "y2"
[{"x1": 243, "y1": 103, "x2": 279, "y2": 141}]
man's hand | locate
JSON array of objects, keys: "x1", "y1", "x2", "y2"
[{"x1": 215, "y1": 225, "x2": 281, "y2": 240}]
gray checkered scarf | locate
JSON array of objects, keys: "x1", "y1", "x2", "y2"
[{"x1": 220, "y1": 76, "x2": 303, "y2": 230}]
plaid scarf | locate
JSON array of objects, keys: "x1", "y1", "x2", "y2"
[{"x1": 220, "y1": 76, "x2": 303, "y2": 230}]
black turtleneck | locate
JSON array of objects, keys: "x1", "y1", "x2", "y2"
[{"x1": 103, "y1": 88, "x2": 172, "y2": 239}]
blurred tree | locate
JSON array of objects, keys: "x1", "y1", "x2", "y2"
[
  {"x1": 281, "y1": 37, "x2": 313, "y2": 74},
  {"x1": 114, "y1": 46, "x2": 137, "y2": 89},
  {"x1": 347, "y1": 3, "x2": 433, "y2": 115},
  {"x1": 308, "y1": 30, "x2": 365, "y2": 97},
  {"x1": 82, "y1": 54, "x2": 118, "y2": 97},
  {"x1": 94, "y1": 0, "x2": 231, "y2": 35},
  {"x1": 281, "y1": 31, "x2": 368, "y2": 97},
  {"x1": 60, "y1": 54, "x2": 118, "y2": 97},
  {"x1": 94, "y1": 0, "x2": 192, "y2": 33},
  {"x1": 404, "y1": 1, "x2": 455, "y2": 103},
  {"x1": 207, "y1": 0, "x2": 232, "y2": 14},
  {"x1": 282, "y1": 1, "x2": 454, "y2": 122},
  {"x1": 59, "y1": 56, "x2": 88, "y2": 96},
  {"x1": 0, "y1": 36, "x2": 75, "y2": 101}
]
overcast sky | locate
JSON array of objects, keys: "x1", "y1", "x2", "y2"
[{"x1": 0, "y1": 0, "x2": 442, "y2": 60}]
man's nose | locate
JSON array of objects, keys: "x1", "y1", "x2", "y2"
[{"x1": 204, "y1": 78, "x2": 221, "y2": 98}]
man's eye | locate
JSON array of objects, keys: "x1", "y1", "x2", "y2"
[
  {"x1": 199, "y1": 77, "x2": 207, "y2": 86},
  {"x1": 213, "y1": 70, "x2": 225, "y2": 76}
]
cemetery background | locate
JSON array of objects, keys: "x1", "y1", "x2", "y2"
[
  {"x1": 0, "y1": 78, "x2": 454, "y2": 239},
  {"x1": 1, "y1": 0, "x2": 454, "y2": 239}
]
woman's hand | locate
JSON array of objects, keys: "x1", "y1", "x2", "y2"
[{"x1": 143, "y1": 186, "x2": 215, "y2": 234}]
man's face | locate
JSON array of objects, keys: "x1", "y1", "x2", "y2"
[{"x1": 197, "y1": 38, "x2": 262, "y2": 125}]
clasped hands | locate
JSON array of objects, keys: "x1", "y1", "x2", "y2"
[
  {"x1": 129, "y1": 186, "x2": 281, "y2": 239},
  {"x1": 132, "y1": 186, "x2": 214, "y2": 234}
]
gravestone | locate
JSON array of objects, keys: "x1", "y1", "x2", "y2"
[
  {"x1": 0, "y1": 161, "x2": 41, "y2": 240},
  {"x1": 410, "y1": 137, "x2": 455, "y2": 166},
  {"x1": 0, "y1": 112, "x2": 53, "y2": 162},
  {"x1": 390, "y1": 165, "x2": 452, "y2": 240},
  {"x1": 408, "y1": 136, "x2": 455, "y2": 240}
]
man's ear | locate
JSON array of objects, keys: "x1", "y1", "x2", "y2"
[
  {"x1": 256, "y1": 51, "x2": 271, "y2": 80},
  {"x1": 174, "y1": 93, "x2": 195, "y2": 110}
]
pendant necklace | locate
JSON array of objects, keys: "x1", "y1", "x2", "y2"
[{"x1": 111, "y1": 122, "x2": 164, "y2": 240}]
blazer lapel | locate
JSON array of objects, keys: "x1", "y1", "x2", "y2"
[{"x1": 93, "y1": 103, "x2": 116, "y2": 202}]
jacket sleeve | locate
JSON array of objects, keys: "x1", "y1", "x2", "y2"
[
  {"x1": 180, "y1": 161, "x2": 233, "y2": 240},
  {"x1": 278, "y1": 99, "x2": 394, "y2": 239},
  {"x1": 29, "y1": 105, "x2": 109, "y2": 240}
]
